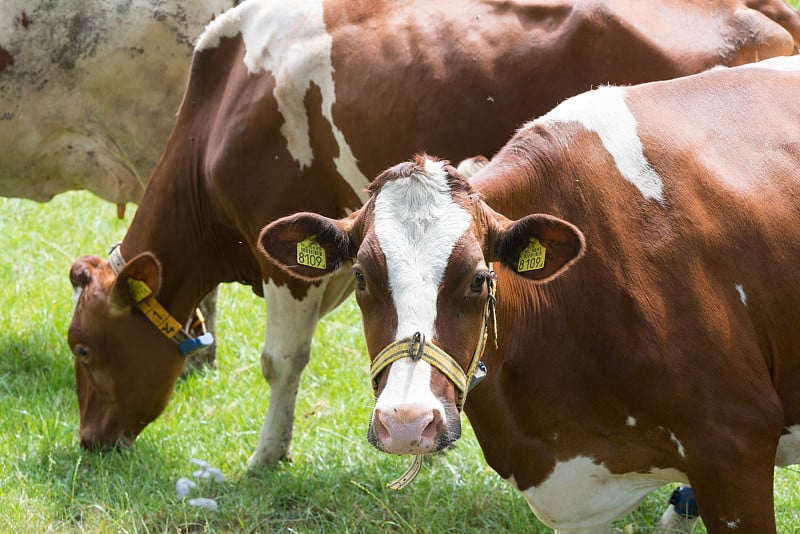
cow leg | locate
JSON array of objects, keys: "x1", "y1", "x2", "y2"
[
  {"x1": 247, "y1": 274, "x2": 353, "y2": 468},
  {"x1": 690, "y1": 475, "x2": 776, "y2": 533},
  {"x1": 682, "y1": 441, "x2": 778, "y2": 533}
]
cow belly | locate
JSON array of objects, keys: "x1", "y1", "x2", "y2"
[
  {"x1": 776, "y1": 425, "x2": 800, "y2": 466},
  {"x1": 509, "y1": 456, "x2": 687, "y2": 531}
]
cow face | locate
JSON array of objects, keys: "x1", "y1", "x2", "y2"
[
  {"x1": 68, "y1": 253, "x2": 185, "y2": 449},
  {"x1": 259, "y1": 155, "x2": 585, "y2": 456}
]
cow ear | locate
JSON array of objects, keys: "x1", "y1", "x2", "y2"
[
  {"x1": 110, "y1": 252, "x2": 162, "y2": 310},
  {"x1": 489, "y1": 212, "x2": 585, "y2": 283},
  {"x1": 259, "y1": 211, "x2": 358, "y2": 280},
  {"x1": 70, "y1": 255, "x2": 105, "y2": 290}
]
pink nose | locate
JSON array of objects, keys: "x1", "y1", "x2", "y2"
[{"x1": 372, "y1": 404, "x2": 443, "y2": 455}]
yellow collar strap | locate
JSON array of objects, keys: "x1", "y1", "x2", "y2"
[
  {"x1": 373, "y1": 266, "x2": 497, "y2": 490},
  {"x1": 371, "y1": 333, "x2": 475, "y2": 412},
  {"x1": 109, "y1": 244, "x2": 214, "y2": 357}
]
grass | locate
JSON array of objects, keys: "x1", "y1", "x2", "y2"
[
  {"x1": 4, "y1": 7, "x2": 800, "y2": 522},
  {"x1": 1, "y1": 191, "x2": 799, "y2": 533}
]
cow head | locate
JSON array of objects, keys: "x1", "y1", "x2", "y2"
[
  {"x1": 68, "y1": 252, "x2": 186, "y2": 449},
  {"x1": 259, "y1": 155, "x2": 585, "y2": 456}
]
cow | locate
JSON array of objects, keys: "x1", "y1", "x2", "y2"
[
  {"x1": 0, "y1": 0, "x2": 235, "y2": 214},
  {"x1": 258, "y1": 55, "x2": 800, "y2": 532},
  {"x1": 2, "y1": 0, "x2": 236, "y2": 372},
  {"x1": 67, "y1": 0, "x2": 800, "y2": 469}
]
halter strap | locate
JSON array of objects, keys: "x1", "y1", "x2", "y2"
[
  {"x1": 371, "y1": 335, "x2": 469, "y2": 408},
  {"x1": 109, "y1": 244, "x2": 214, "y2": 357}
]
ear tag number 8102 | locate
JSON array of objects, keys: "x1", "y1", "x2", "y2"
[
  {"x1": 517, "y1": 238, "x2": 546, "y2": 272},
  {"x1": 297, "y1": 236, "x2": 327, "y2": 270}
]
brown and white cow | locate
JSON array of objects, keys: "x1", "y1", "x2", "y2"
[
  {"x1": 259, "y1": 56, "x2": 800, "y2": 532},
  {"x1": 0, "y1": 0, "x2": 234, "y2": 212},
  {"x1": 68, "y1": 0, "x2": 800, "y2": 467}
]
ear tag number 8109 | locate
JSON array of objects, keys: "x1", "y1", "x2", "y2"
[
  {"x1": 517, "y1": 238, "x2": 546, "y2": 272},
  {"x1": 297, "y1": 236, "x2": 327, "y2": 270}
]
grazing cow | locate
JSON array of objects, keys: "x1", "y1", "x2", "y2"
[
  {"x1": 0, "y1": 0, "x2": 235, "y2": 213},
  {"x1": 258, "y1": 56, "x2": 800, "y2": 532},
  {"x1": 68, "y1": 0, "x2": 800, "y2": 466}
]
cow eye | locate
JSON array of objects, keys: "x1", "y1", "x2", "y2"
[
  {"x1": 353, "y1": 269, "x2": 366, "y2": 290},
  {"x1": 470, "y1": 271, "x2": 488, "y2": 293},
  {"x1": 73, "y1": 344, "x2": 91, "y2": 364}
]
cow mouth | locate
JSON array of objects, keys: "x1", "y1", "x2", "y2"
[{"x1": 80, "y1": 432, "x2": 135, "y2": 452}]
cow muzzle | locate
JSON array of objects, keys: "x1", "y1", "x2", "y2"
[
  {"x1": 79, "y1": 426, "x2": 134, "y2": 451},
  {"x1": 368, "y1": 333, "x2": 482, "y2": 455},
  {"x1": 370, "y1": 401, "x2": 448, "y2": 456}
]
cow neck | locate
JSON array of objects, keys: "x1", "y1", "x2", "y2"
[
  {"x1": 468, "y1": 144, "x2": 619, "y2": 488},
  {"x1": 117, "y1": 177, "x2": 219, "y2": 325}
]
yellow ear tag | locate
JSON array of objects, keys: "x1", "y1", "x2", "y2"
[
  {"x1": 517, "y1": 238, "x2": 546, "y2": 272},
  {"x1": 296, "y1": 235, "x2": 327, "y2": 270},
  {"x1": 127, "y1": 278, "x2": 153, "y2": 303}
]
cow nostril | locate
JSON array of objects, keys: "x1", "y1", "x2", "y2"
[
  {"x1": 374, "y1": 409, "x2": 391, "y2": 445},
  {"x1": 421, "y1": 409, "x2": 442, "y2": 442}
]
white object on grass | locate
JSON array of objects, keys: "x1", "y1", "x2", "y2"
[
  {"x1": 188, "y1": 497, "x2": 218, "y2": 511},
  {"x1": 175, "y1": 477, "x2": 197, "y2": 499}
]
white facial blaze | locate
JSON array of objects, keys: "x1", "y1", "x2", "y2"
[
  {"x1": 195, "y1": 0, "x2": 368, "y2": 202},
  {"x1": 374, "y1": 159, "x2": 472, "y2": 339},
  {"x1": 532, "y1": 85, "x2": 665, "y2": 205},
  {"x1": 372, "y1": 158, "x2": 472, "y2": 409}
]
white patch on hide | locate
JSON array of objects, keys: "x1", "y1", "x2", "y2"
[
  {"x1": 736, "y1": 55, "x2": 800, "y2": 72},
  {"x1": 196, "y1": 0, "x2": 368, "y2": 201},
  {"x1": 670, "y1": 432, "x2": 687, "y2": 459},
  {"x1": 370, "y1": 157, "x2": 472, "y2": 422},
  {"x1": 735, "y1": 283, "x2": 748, "y2": 307},
  {"x1": 532, "y1": 86, "x2": 665, "y2": 205},
  {"x1": 508, "y1": 457, "x2": 687, "y2": 531},
  {"x1": 72, "y1": 287, "x2": 84, "y2": 314}
]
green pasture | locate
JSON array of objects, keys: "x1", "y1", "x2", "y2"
[
  {"x1": 1, "y1": 194, "x2": 800, "y2": 533},
  {"x1": 4, "y1": 6, "x2": 800, "y2": 525}
]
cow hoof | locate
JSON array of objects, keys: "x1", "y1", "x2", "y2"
[{"x1": 246, "y1": 450, "x2": 293, "y2": 470}]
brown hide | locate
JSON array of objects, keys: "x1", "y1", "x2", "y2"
[
  {"x1": 68, "y1": 0, "x2": 800, "y2": 467},
  {"x1": 259, "y1": 60, "x2": 800, "y2": 531}
]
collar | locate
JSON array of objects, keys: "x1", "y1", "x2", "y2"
[{"x1": 108, "y1": 244, "x2": 214, "y2": 357}]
